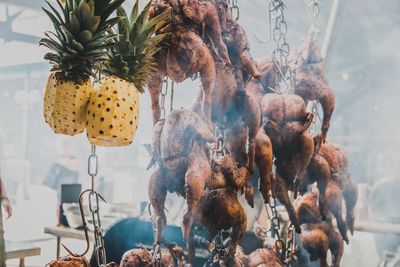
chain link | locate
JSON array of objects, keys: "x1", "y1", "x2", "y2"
[
  {"x1": 87, "y1": 145, "x2": 107, "y2": 266},
  {"x1": 269, "y1": 0, "x2": 293, "y2": 94},
  {"x1": 267, "y1": 198, "x2": 286, "y2": 260},
  {"x1": 284, "y1": 224, "x2": 296, "y2": 265},
  {"x1": 229, "y1": 0, "x2": 239, "y2": 21},
  {"x1": 308, "y1": 0, "x2": 321, "y2": 40},
  {"x1": 160, "y1": 78, "x2": 174, "y2": 120}
]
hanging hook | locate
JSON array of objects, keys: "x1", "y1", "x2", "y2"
[{"x1": 61, "y1": 189, "x2": 107, "y2": 258}]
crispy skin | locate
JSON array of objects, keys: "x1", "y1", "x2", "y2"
[
  {"x1": 193, "y1": 62, "x2": 269, "y2": 204},
  {"x1": 194, "y1": 155, "x2": 247, "y2": 262},
  {"x1": 119, "y1": 248, "x2": 174, "y2": 267},
  {"x1": 246, "y1": 248, "x2": 283, "y2": 267},
  {"x1": 148, "y1": 109, "x2": 214, "y2": 264},
  {"x1": 295, "y1": 192, "x2": 344, "y2": 267},
  {"x1": 246, "y1": 58, "x2": 276, "y2": 104},
  {"x1": 292, "y1": 34, "x2": 335, "y2": 143},
  {"x1": 300, "y1": 222, "x2": 344, "y2": 267},
  {"x1": 301, "y1": 143, "x2": 358, "y2": 241},
  {"x1": 47, "y1": 256, "x2": 89, "y2": 267},
  {"x1": 260, "y1": 93, "x2": 315, "y2": 233},
  {"x1": 300, "y1": 226, "x2": 329, "y2": 267},
  {"x1": 148, "y1": 0, "x2": 230, "y2": 129}
]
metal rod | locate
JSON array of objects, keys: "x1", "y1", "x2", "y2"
[
  {"x1": 354, "y1": 220, "x2": 400, "y2": 235},
  {"x1": 321, "y1": 0, "x2": 345, "y2": 65}
]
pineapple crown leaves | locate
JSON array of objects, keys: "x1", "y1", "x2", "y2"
[
  {"x1": 40, "y1": 0, "x2": 125, "y2": 83},
  {"x1": 103, "y1": 1, "x2": 171, "y2": 93}
]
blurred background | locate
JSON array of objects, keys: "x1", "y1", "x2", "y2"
[{"x1": 0, "y1": 0, "x2": 399, "y2": 266}]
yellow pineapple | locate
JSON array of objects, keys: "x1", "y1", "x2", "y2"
[
  {"x1": 40, "y1": 0, "x2": 124, "y2": 136},
  {"x1": 85, "y1": 1, "x2": 169, "y2": 146},
  {"x1": 86, "y1": 77, "x2": 140, "y2": 146},
  {"x1": 44, "y1": 76, "x2": 93, "y2": 135}
]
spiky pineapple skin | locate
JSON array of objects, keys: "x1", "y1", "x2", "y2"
[
  {"x1": 86, "y1": 76, "x2": 140, "y2": 146},
  {"x1": 43, "y1": 73, "x2": 93, "y2": 136}
]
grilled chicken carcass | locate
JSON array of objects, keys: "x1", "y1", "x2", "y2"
[
  {"x1": 148, "y1": 0, "x2": 230, "y2": 129},
  {"x1": 300, "y1": 142, "x2": 358, "y2": 242},
  {"x1": 247, "y1": 248, "x2": 283, "y2": 267},
  {"x1": 212, "y1": 0, "x2": 260, "y2": 91},
  {"x1": 192, "y1": 0, "x2": 265, "y2": 187},
  {"x1": 147, "y1": 109, "x2": 214, "y2": 263},
  {"x1": 260, "y1": 93, "x2": 315, "y2": 233},
  {"x1": 192, "y1": 63, "x2": 272, "y2": 205},
  {"x1": 119, "y1": 248, "x2": 174, "y2": 267},
  {"x1": 246, "y1": 58, "x2": 276, "y2": 105},
  {"x1": 292, "y1": 33, "x2": 335, "y2": 143},
  {"x1": 47, "y1": 256, "x2": 89, "y2": 267},
  {"x1": 194, "y1": 155, "x2": 248, "y2": 263},
  {"x1": 295, "y1": 191, "x2": 344, "y2": 267}
]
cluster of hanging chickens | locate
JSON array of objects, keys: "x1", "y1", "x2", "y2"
[{"x1": 111, "y1": 0, "x2": 360, "y2": 267}]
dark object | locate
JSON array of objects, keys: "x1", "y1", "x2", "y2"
[
  {"x1": 59, "y1": 184, "x2": 82, "y2": 227},
  {"x1": 91, "y1": 218, "x2": 263, "y2": 267}
]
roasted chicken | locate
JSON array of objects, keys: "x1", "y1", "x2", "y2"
[
  {"x1": 47, "y1": 256, "x2": 90, "y2": 267},
  {"x1": 292, "y1": 33, "x2": 335, "y2": 143},
  {"x1": 192, "y1": 64, "x2": 272, "y2": 204},
  {"x1": 147, "y1": 109, "x2": 214, "y2": 263},
  {"x1": 194, "y1": 155, "x2": 248, "y2": 264},
  {"x1": 148, "y1": 0, "x2": 230, "y2": 129},
  {"x1": 212, "y1": 0, "x2": 260, "y2": 91},
  {"x1": 119, "y1": 248, "x2": 174, "y2": 267},
  {"x1": 295, "y1": 191, "x2": 344, "y2": 267},
  {"x1": 300, "y1": 142, "x2": 358, "y2": 242},
  {"x1": 260, "y1": 93, "x2": 315, "y2": 233}
]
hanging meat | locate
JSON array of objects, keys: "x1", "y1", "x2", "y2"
[
  {"x1": 118, "y1": 248, "x2": 177, "y2": 267},
  {"x1": 292, "y1": 33, "x2": 335, "y2": 143},
  {"x1": 212, "y1": 0, "x2": 261, "y2": 91},
  {"x1": 295, "y1": 191, "x2": 344, "y2": 267},
  {"x1": 47, "y1": 256, "x2": 90, "y2": 267},
  {"x1": 147, "y1": 109, "x2": 214, "y2": 264},
  {"x1": 148, "y1": 0, "x2": 231, "y2": 129},
  {"x1": 191, "y1": 0, "x2": 262, "y2": 177},
  {"x1": 194, "y1": 154, "x2": 248, "y2": 265},
  {"x1": 300, "y1": 142, "x2": 358, "y2": 242},
  {"x1": 260, "y1": 93, "x2": 315, "y2": 233},
  {"x1": 246, "y1": 58, "x2": 276, "y2": 104}
]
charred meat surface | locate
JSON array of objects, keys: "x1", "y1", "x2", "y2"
[
  {"x1": 295, "y1": 191, "x2": 344, "y2": 267},
  {"x1": 260, "y1": 93, "x2": 315, "y2": 233},
  {"x1": 47, "y1": 256, "x2": 90, "y2": 267},
  {"x1": 194, "y1": 155, "x2": 248, "y2": 263},
  {"x1": 292, "y1": 33, "x2": 335, "y2": 142},
  {"x1": 148, "y1": 109, "x2": 214, "y2": 263},
  {"x1": 301, "y1": 142, "x2": 358, "y2": 241},
  {"x1": 148, "y1": 0, "x2": 230, "y2": 129},
  {"x1": 119, "y1": 248, "x2": 174, "y2": 267}
]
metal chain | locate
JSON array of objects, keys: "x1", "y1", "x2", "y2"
[
  {"x1": 87, "y1": 145, "x2": 107, "y2": 266},
  {"x1": 308, "y1": 0, "x2": 321, "y2": 40},
  {"x1": 268, "y1": 198, "x2": 286, "y2": 260},
  {"x1": 229, "y1": 0, "x2": 240, "y2": 21},
  {"x1": 160, "y1": 77, "x2": 175, "y2": 120},
  {"x1": 284, "y1": 224, "x2": 296, "y2": 266},
  {"x1": 269, "y1": 0, "x2": 293, "y2": 94},
  {"x1": 160, "y1": 78, "x2": 168, "y2": 120}
]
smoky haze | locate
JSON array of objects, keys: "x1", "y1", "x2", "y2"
[{"x1": 0, "y1": 0, "x2": 399, "y2": 266}]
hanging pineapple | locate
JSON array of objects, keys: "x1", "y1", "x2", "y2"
[
  {"x1": 40, "y1": 0, "x2": 124, "y2": 135},
  {"x1": 86, "y1": 1, "x2": 170, "y2": 146}
]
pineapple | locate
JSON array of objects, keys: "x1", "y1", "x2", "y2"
[
  {"x1": 86, "y1": 1, "x2": 170, "y2": 146},
  {"x1": 40, "y1": 0, "x2": 124, "y2": 135}
]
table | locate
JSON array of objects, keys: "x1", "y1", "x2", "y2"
[
  {"x1": 44, "y1": 226, "x2": 94, "y2": 258},
  {"x1": 5, "y1": 241, "x2": 41, "y2": 267}
]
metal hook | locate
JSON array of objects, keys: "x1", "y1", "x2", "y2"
[{"x1": 61, "y1": 189, "x2": 107, "y2": 258}]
